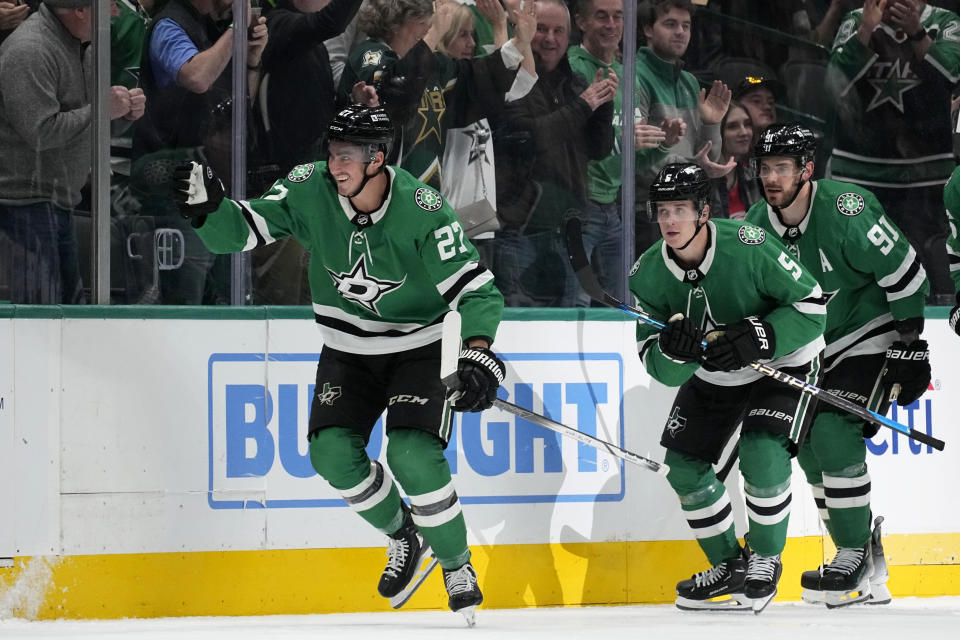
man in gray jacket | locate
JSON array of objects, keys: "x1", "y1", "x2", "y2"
[{"x1": 0, "y1": 0, "x2": 145, "y2": 304}]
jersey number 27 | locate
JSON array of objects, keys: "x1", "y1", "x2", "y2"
[{"x1": 435, "y1": 222, "x2": 468, "y2": 260}]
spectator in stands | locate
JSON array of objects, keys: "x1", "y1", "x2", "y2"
[
  {"x1": 710, "y1": 99, "x2": 760, "y2": 220},
  {"x1": 435, "y1": 1, "x2": 508, "y2": 269},
  {"x1": 241, "y1": 0, "x2": 361, "y2": 306},
  {"x1": 634, "y1": 0, "x2": 733, "y2": 254},
  {"x1": 733, "y1": 75, "x2": 780, "y2": 135},
  {"x1": 827, "y1": 0, "x2": 960, "y2": 303},
  {"x1": 809, "y1": 0, "x2": 863, "y2": 46},
  {"x1": 0, "y1": 0, "x2": 145, "y2": 304},
  {"x1": 568, "y1": 0, "x2": 668, "y2": 302},
  {"x1": 132, "y1": 0, "x2": 268, "y2": 304},
  {"x1": 257, "y1": 0, "x2": 361, "y2": 177},
  {"x1": 337, "y1": 0, "x2": 536, "y2": 191},
  {"x1": 466, "y1": 0, "x2": 518, "y2": 57},
  {"x1": 489, "y1": 0, "x2": 616, "y2": 307},
  {"x1": 0, "y1": 0, "x2": 31, "y2": 45}
]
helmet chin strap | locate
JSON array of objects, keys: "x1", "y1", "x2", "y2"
[
  {"x1": 769, "y1": 167, "x2": 810, "y2": 223},
  {"x1": 676, "y1": 208, "x2": 708, "y2": 251}
]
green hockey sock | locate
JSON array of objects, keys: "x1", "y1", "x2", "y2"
[{"x1": 387, "y1": 428, "x2": 470, "y2": 569}]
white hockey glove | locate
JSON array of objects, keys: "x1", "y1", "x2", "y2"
[
  {"x1": 172, "y1": 161, "x2": 226, "y2": 219},
  {"x1": 446, "y1": 346, "x2": 505, "y2": 412}
]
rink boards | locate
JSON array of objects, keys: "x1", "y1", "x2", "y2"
[{"x1": 0, "y1": 306, "x2": 957, "y2": 619}]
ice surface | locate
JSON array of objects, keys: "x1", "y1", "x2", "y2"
[{"x1": 1, "y1": 597, "x2": 958, "y2": 640}]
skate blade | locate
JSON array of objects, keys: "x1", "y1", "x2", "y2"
[
  {"x1": 751, "y1": 590, "x2": 777, "y2": 615},
  {"x1": 866, "y1": 582, "x2": 892, "y2": 605},
  {"x1": 457, "y1": 605, "x2": 478, "y2": 627},
  {"x1": 823, "y1": 583, "x2": 873, "y2": 609},
  {"x1": 801, "y1": 588, "x2": 827, "y2": 605},
  {"x1": 389, "y1": 555, "x2": 439, "y2": 610},
  {"x1": 675, "y1": 594, "x2": 752, "y2": 612}
]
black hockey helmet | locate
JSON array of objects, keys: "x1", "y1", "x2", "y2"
[
  {"x1": 646, "y1": 162, "x2": 711, "y2": 221},
  {"x1": 752, "y1": 122, "x2": 817, "y2": 168},
  {"x1": 326, "y1": 105, "x2": 394, "y2": 161}
]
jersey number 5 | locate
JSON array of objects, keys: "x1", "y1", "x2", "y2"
[
  {"x1": 435, "y1": 222, "x2": 468, "y2": 260},
  {"x1": 778, "y1": 252, "x2": 803, "y2": 280}
]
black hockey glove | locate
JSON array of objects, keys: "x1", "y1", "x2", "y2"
[
  {"x1": 172, "y1": 161, "x2": 226, "y2": 219},
  {"x1": 882, "y1": 339, "x2": 931, "y2": 406},
  {"x1": 950, "y1": 292, "x2": 960, "y2": 337},
  {"x1": 446, "y1": 346, "x2": 505, "y2": 412},
  {"x1": 702, "y1": 316, "x2": 776, "y2": 372},
  {"x1": 658, "y1": 313, "x2": 705, "y2": 363}
]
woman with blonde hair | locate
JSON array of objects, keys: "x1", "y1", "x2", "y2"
[{"x1": 337, "y1": 0, "x2": 536, "y2": 191}]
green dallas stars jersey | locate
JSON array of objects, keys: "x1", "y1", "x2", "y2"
[
  {"x1": 828, "y1": 6, "x2": 960, "y2": 187},
  {"x1": 943, "y1": 164, "x2": 960, "y2": 293},
  {"x1": 194, "y1": 163, "x2": 504, "y2": 354},
  {"x1": 629, "y1": 219, "x2": 827, "y2": 388},
  {"x1": 745, "y1": 179, "x2": 928, "y2": 366}
]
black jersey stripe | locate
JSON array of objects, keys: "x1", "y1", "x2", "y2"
[
  {"x1": 745, "y1": 493, "x2": 792, "y2": 517},
  {"x1": 824, "y1": 483, "x2": 871, "y2": 499},
  {"x1": 687, "y1": 502, "x2": 733, "y2": 530},
  {"x1": 882, "y1": 258, "x2": 922, "y2": 295},
  {"x1": 441, "y1": 265, "x2": 489, "y2": 304},
  {"x1": 314, "y1": 312, "x2": 443, "y2": 338},
  {"x1": 823, "y1": 320, "x2": 895, "y2": 369},
  {"x1": 238, "y1": 201, "x2": 266, "y2": 248}
]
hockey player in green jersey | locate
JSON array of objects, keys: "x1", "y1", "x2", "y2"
[
  {"x1": 631, "y1": 163, "x2": 827, "y2": 613},
  {"x1": 745, "y1": 123, "x2": 932, "y2": 608},
  {"x1": 943, "y1": 164, "x2": 960, "y2": 336},
  {"x1": 171, "y1": 106, "x2": 505, "y2": 625}
]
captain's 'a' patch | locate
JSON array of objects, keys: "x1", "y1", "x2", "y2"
[
  {"x1": 738, "y1": 225, "x2": 766, "y2": 245},
  {"x1": 415, "y1": 187, "x2": 443, "y2": 211}
]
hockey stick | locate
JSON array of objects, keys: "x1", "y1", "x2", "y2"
[
  {"x1": 565, "y1": 217, "x2": 946, "y2": 452},
  {"x1": 440, "y1": 310, "x2": 669, "y2": 475}
]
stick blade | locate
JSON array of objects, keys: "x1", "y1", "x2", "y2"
[
  {"x1": 564, "y1": 215, "x2": 615, "y2": 306},
  {"x1": 440, "y1": 310, "x2": 462, "y2": 388}
]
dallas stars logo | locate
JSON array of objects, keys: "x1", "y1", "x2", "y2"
[
  {"x1": 415, "y1": 187, "x2": 442, "y2": 211},
  {"x1": 738, "y1": 225, "x2": 766, "y2": 245},
  {"x1": 326, "y1": 254, "x2": 405, "y2": 315},
  {"x1": 316, "y1": 382, "x2": 342, "y2": 406},
  {"x1": 866, "y1": 59, "x2": 921, "y2": 113},
  {"x1": 665, "y1": 407, "x2": 686, "y2": 437},
  {"x1": 836, "y1": 192, "x2": 865, "y2": 216},
  {"x1": 414, "y1": 86, "x2": 446, "y2": 146}
]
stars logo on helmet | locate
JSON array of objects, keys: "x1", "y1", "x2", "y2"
[{"x1": 326, "y1": 255, "x2": 405, "y2": 315}]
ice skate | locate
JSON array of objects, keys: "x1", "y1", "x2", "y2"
[
  {"x1": 674, "y1": 551, "x2": 750, "y2": 611},
  {"x1": 800, "y1": 542, "x2": 873, "y2": 608},
  {"x1": 443, "y1": 562, "x2": 483, "y2": 626},
  {"x1": 378, "y1": 509, "x2": 438, "y2": 609},
  {"x1": 744, "y1": 551, "x2": 782, "y2": 614},
  {"x1": 866, "y1": 516, "x2": 892, "y2": 605}
]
